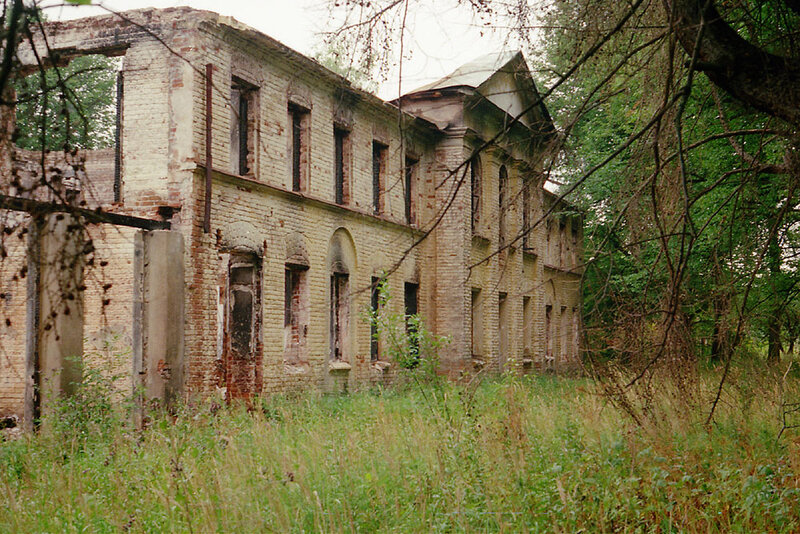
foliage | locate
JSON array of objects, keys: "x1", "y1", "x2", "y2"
[
  {"x1": 3, "y1": 373, "x2": 800, "y2": 531},
  {"x1": 13, "y1": 54, "x2": 118, "y2": 151}
]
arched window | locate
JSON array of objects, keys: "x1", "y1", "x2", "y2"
[{"x1": 327, "y1": 228, "x2": 357, "y2": 363}]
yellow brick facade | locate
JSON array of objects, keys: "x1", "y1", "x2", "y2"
[{"x1": 0, "y1": 7, "x2": 582, "y2": 417}]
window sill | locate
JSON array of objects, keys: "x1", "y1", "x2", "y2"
[
  {"x1": 284, "y1": 361, "x2": 311, "y2": 375},
  {"x1": 472, "y1": 233, "x2": 491, "y2": 247},
  {"x1": 329, "y1": 360, "x2": 352, "y2": 372},
  {"x1": 471, "y1": 357, "x2": 486, "y2": 369},
  {"x1": 371, "y1": 361, "x2": 391, "y2": 372}
]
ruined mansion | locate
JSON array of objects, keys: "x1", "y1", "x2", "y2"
[{"x1": 0, "y1": 8, "x2": 582, "y2": 420}]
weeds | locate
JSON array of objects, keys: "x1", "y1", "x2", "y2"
[{"x1": 2, "y1": 372, "x2": 800, "y2": 532}]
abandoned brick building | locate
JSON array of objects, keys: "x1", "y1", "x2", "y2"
[{"x1": 0, "y1": 7, "x2": 583, "y2": 420}]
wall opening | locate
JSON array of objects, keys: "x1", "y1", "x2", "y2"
[
  {"x1": 471, "y1": 156, "x2": 482, "y2": 233},
  {"x1": 522, "y1": 180, "x2": 531, "y2": 251},
  {"x1": 219, "y1": 252, "x2": 262, "y2": 399},
  {"x1": 498, "y1": 292, "x2": 508, "y2": 371},
  {"x1": 289, "y1": 103, "x2": 310, "y2": 192},
  {"x1": 560, "y1": 305, "x2": 568, "y2": 362},
  {"x1": 545, "y1": 304, "x2": 553, "y2": 363},
  {"x1": 471, "y1": 288, "x2": 483, "y2": 359},
  {"x1": 404, "y1": 156, "x2": 418, "y2": 225},
  {"x1": 372, "y1": 141, "x2": 387, "y2": 214},
  {"x1": 370, "y1": 276, "x2": 381, "y2": 361},
  {"x1": 522, "y1": 295, "x2": 532, "y2": 360},
  {"x1": 498, "y1": 165, "x2": 508, "y2": 245},
  {"x1": 284, "y1": 264, "x2": 309, "y2": 367},
  {"x1": 330, "y1": 271, "x2": 350, "y2": 361},
  {"x1": 404, "y1": 281, "x2": 419, "y2": 361},
  {"x1": 334, "y1": 127, "x2": 351, "y2": 205},
  {"x1": 231, "y1": 77, "x2": 258, "y2": 177}
]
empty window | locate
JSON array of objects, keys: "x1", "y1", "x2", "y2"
[
  {"x1": 289, "y1": 104, "x2": 310, "y2": 192},
  {"x1": 571, "y1": 224, "x2": 579, "y2": 267},
  {"x1": 559, "y1": 220, "x2": 567, "y2": 267},
  {"x1": 560, "y1": 306, "x2": 568, "y2": 361},
  {"x1": 370, "y1": 276, "x2": 381, "y2": 361},
  {"x1": 219, "y1": 252, "x2": 262, "y2": 399},
  {"x1": 522, "y1": 296, "x2": 532, "y2": 358},
  {"x1": 545, "y1": 304, "x2": 553, "y2": 362},
  {"x1": 330, "y1": 272, "x2": 349, "y2": 361},
  {"x1": 498, "y1": 292, "x2": 509, "y2": 371},
  {"x1": 334, "y1": 127, "x2": 351, "y2": 205},
  {"x1": 405, "y1": 156, "x2": 418, "y2": 225},
  {"x1": 229, "y1": 259, "x2": 258, "y2": 359},
  {"x1": 522, "y1": 180, "x2": 531, "y2": 251},
  {"x1": 471, "y1": 156, "x2": 482, "y2": 233},
  {"x1": 404, "y1": 282, "x2": 420, "y2": 360},
  {"x1": 231, "y1": 78, "x2": 257, "y2": 176},
  {"x1": 284, "y1": 265, "x2": 308, "y2": 366},
  {"x1": 499, "y1": 165, "x2": 508, "y2": 245},
  {"x1": 572, "y1": 307, "x2": 580, "y2": 359},
  {"x1": 471, "y1": 288, "x2": 483, "y2": 358},
  {"x1": 372, "y1": 141, "x2": 386, "y2": 215}
]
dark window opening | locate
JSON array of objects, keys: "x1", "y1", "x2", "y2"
[
  {"x1": 471, "y1": 288, "x2": 482, "y2": 358},
  {"x1": 113, "y1": 70, "x2": 123, "y2": 203},
  {"x1": 545, "y1": 304, "x2": 553, "y2": 362},
  {"x1": 370, "y1": 276, "x2": 381, "y2": 361},
  {"x1": 404, "y1": 282, "x2": 420, "y2": 363},
  {"x1": 227, "y1": 257, "x2": 259, "y2": 360},
  {"x1": 498, "y1": 292, "x2": 508, "y2": 371},
  {"x1": 289, "y1": 104, "x2": 310, "y2": 192},
  {"x1": 284, "y1": 265, "x2": 308, "y2": 365},
  {"x1": 405, "y1": 157, "x2": 418, "y2": 225},
  {"x1": 471, "y1": 157, "x2": 482, "y2": 233},
  {"x1": 231, "y1": 78, "x2": 257, "y2": 176},
  {"x1": 372, "y1": 141, "x2": 386, "y2": 215},
  {"x1": 499, "y1": 165, "x2": 508, "y2": 245},
  {"x1": 334, "y1": 127, "x2": 350, "y2": 205},
  {"x1": 330, "y1": 272, "x2": 349, "y2": 361},
  {"x1": 522, "y1": 181, "x2": 531, "y2": 251},
  {"x1": 220, "y1": 252, "x2": 262, "y2": 400}
]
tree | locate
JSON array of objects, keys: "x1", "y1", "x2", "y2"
[{"x1": 321, "y1": 0, "x2": 800, "y2": 422}]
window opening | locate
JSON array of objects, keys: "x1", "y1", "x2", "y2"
[
  {"x1": 471, "y1": 156, "x2": 482, "y2": 233},
  {"x1": 334, "y1": 127, "x2": 350, "y2": 205},
  {"x1": 370, "y1": 277, "x2": 381, "y2": 361},
  {"x1": 231, "y1": 78, "x2": 256, "y2": 176},
  {"x1": 405, "y1": 157, "x2": 418, "y2": 225},
  {"x1": 404, "y1": 282, "x2": 419, "y2": 361},
  {"x1": 289, "y1": 104, "x2": 310, "y2": 192},
  {"x1": 330, "y1": 272, "x2": 350, "y2": 361},
  {"x1": 499, "y1": 165, "x2": 508, "y2": 245},
  {"x1": 284, "y1": 265, "x2": 308, "y2": 365},
  {"x1": 372, "y1": 141, "x2": 386, "y2": 214}
]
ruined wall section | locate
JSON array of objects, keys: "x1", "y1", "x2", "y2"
[{"x1": 181, "y1": 25, "x2": 438, "y2": 396}]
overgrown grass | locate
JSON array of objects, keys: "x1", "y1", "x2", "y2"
[{"x1": 2, "y1": 372, "x2": 800, "y2": 532}]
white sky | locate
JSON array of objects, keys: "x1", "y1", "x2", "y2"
[{"x1": 39, "y1": 0, "x2": 525, "y2": 100}]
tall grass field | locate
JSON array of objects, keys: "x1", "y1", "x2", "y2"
[{"x1": 2, "y1": 371, "x2": 800, "y2": 532}]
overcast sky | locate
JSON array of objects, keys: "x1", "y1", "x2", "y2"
[{"x1": 39, "y1": 0, "x2": 522, "y2": 100}]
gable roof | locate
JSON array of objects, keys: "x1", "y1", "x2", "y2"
[
  {"x1": 408, "y1": 50, "x2": 520, "y2": 93},
  {"x1": 404, "y1": 50, "x2": 554, "y2": 134}
]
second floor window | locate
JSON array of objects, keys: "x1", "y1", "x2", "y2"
[
  {"x1": 372, "y1": 141, "x2": 386, "y2": 215},
  {"x1": 231, "y1": 78, "x2": 256, "y2": 176},
  {"x1": 405, "y1": 156, "x2": 418, "y2": 225},
  {"x1": 522, "y1": 180, "x2": 531, "y2": 250},
  {"x1": 334, "y1": 127, "x2": 350, "y2": 205},
  {"x1": 289, "y1": 104, "x2": 310, "y2": 192},
  {"x1": 471, "y1": 156, "x2": 482, "y2": 233},
  {"x1": 499, "y1": 165, "x2": 508, "y2": 245}
]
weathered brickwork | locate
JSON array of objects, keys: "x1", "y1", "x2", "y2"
[{"x1": 0, "y1": 7, "x2": 583, "y2": 417}]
